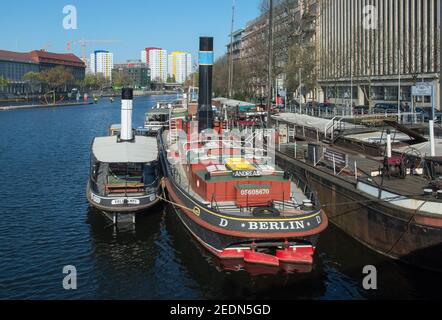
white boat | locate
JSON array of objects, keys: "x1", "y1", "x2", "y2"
[{"x1": 87, "y1": 89, "x2": 161, "y2": 224}]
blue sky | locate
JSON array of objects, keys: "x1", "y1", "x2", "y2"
[{"x1": 0, "y1": 0, "x2": 260, "y2": 63}]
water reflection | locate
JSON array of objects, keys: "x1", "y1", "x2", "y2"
[
  {"x1": 86, "y1": 201, "x2": 442, "y2": 300},
  {"x1": 86, "y1": 205, "x2": 202, "y2": 299}
]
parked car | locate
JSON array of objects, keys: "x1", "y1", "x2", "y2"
[
  {"x1": 354, "y1": 105, "x2": 370, "y2": 115},
  {"x1": 304, "y1": 101, "x2": 318, "y2": 109},
  {"x1": 288, "y1": 100, "x2": 300, "y2": 109},
  {"x1": 318, "y1": 103, "x2": 337, "y2": 111},
  {"x1": 415, "y1": 107, "x2": 432, "y2": 122},
  {"x1": 373, "y1": 103, "x2": 404, "y2": 114}
]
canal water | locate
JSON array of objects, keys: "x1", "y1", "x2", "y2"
[{"x1": 0, "y1": 96, "x2": 441, "y2": 300}]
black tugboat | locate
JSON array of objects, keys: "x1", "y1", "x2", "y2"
[
  {"x1": 87, "y1": 89, "x2": 161, "y2": 224},
  {"x1": 158, "y1": 37, "x2": 328, "y2": 271}
]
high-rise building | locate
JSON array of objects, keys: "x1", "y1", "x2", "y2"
[
  {"x1": 141, "y1": 48, "x2": 167, "y2": 83},
  {"x1": 90, "y1": 50, "x2": 114, "y2": 80},
  {"x1": 141, "y1": 47, "x2": 160, "y2": 65},
  {"x1": 168, "y1": 52, "x2": 192, "y2": 84}
]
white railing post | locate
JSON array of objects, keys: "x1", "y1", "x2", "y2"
[
  {"x1": 313, "y1": 146, "x2": 316, "y2": 167},
  {"x1": 354, "y1": 161, "x2": 358, "y2": 180}
]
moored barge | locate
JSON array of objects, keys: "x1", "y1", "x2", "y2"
[{"x1": 273, "y1": 112, "x2": 442, "y2": 271}]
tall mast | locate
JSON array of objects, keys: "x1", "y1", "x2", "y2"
[
  {"x1": 266, "y1": 0, "x2": 274, "y2": 127},
  {"x1": 228, "y1": 0, "x2": 236, "y2": 99}
]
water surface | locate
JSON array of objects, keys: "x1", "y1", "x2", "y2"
[{"x1": 0, "y1": 96, "x2": 440, "y2": 300}]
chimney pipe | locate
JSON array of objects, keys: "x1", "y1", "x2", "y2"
[
  {"x1": 197, "y1": 37, "x2": 214, "y2": 132},
  {"x1": 120, "y1": 88, "x2": 134, "y2": 141}
]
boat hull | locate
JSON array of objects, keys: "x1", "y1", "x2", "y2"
[
  {"x1": 276, "y1": 152, "x2": 442, "y2": 272},
  {"x1": 86, "y1": 180, "x2": 160, "y2": 214},
  {"x1": 162, "y1": 175, "x2": 327, "y2": 265}
]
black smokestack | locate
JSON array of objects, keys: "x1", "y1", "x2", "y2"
[{"x1": 198, "y1": 37, "x2": 214, "y2": 132}]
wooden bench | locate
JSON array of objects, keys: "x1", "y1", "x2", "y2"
[{"x1": 105, "y1": 183, "x2": 145, "y2": 194}]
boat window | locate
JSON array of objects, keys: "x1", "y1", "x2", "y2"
[
  {"x1": 105, "y1": 163, "x2": 146, "y2": 195},
  {"x1": 107, "y1": 164, "x2": 143, "y2": 184},
  {"x1": 144, "y1": 163, "x2": 158, "y2": 188}
]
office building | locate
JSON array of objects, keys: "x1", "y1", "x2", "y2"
[
  {"x1": 318, "y1": 0, "x2": 440, "y2": 107},
  {"x1": 112, "y1": 60, "x2": 151, "y2": 89}
]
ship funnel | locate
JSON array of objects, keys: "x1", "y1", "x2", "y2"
[
  {"x1": 197, "y1": 37, "x2": 214, "y2": 132},
  {"x1": 120, "y1": 88, "x2": 134, "y2": 141}
]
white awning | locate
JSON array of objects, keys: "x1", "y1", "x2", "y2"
[
  {"x1": 272, "y1": 113, "x2": 332, "y2": 134},
  {"x1": 92, "y1": 136, "x2": 158, "y2": 163}
]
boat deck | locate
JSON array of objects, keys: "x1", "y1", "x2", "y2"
[
  {"x1": 163, "y1": 130, "x2": 313, "y2": 217},
  {"x1": 279, "y1": 142, "x2": 438, "y2": 199},
  {"x1": 346, "y1": 153, "x2": 432, "y2": 197},
  {"x1": 172, "y1": 158, "x2": 310, "y2": 217}
]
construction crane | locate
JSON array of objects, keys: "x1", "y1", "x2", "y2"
[{"x1": 67, "y1": 39, "x2": 120, "y2": 61}]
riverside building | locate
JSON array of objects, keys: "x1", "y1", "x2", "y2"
[
  {"x1": 0, "y1": 49, "x2": 85, "y2": 95},
  {"x1": 319, "y1": 0, "x2": 441, "y2": 108}
]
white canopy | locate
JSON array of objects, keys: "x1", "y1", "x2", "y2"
[
  {"x1": 92, "y1": 136, "x2": 158, "y2": 163},
  {"x1": 272, "y1": 113, "x2": 333, "y2": 134}
]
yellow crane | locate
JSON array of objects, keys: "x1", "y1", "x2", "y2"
[{"x1": 67, "y1": 39, "x2": 120, "y2": 61}]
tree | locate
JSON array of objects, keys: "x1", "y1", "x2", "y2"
[
  {"x1": 167, "y1": 75, "x2": 176, "y2": 83},
  {"x1": 39, "y1": 66, "x2": 75, "y2": 92},
  {"x1": 183, "y1": 71, "x2": 199, "y2": 91},
  {"x1": 285, "y1": 42, "x2": 317, "y2": 99},
  {"x1": 81, "y1": 74, "x2": 97, "y2": 91},
  {"x1": 112, "y1": 71, "x2": 133, "y2": 89},
  {"x1": 213, "y1": 55, "x2": 229, "y2": 97},
  {"x1": 79, "y1": 73, "x2": 110, "y2": 92},
  {"x1": 212, "y1": 55, "x2": 255, "y2": 101},
  {"x1": 0, "y1": 76, "x2": 10, "y2": 89},
  {"x1": 94, "y1": 73, "x2": 109, "y2": 91},
  {"x1": 23, "y1": 72, "x2": 42, "y2": 94}
]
